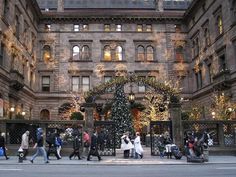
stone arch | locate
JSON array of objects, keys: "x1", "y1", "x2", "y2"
[{"x1": 40, "y1": 109, "x2": 50, "y2": 120}]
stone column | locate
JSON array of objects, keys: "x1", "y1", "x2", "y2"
[
  {"x1": 57, "y1": 0, "x2": 64, "y2": 12},
  {"x1": 169, "y1": 102, "x2": 183, "y2": 148},
  {"x1": 83, "y1": 103, "x2": 96, "y2": 135}
]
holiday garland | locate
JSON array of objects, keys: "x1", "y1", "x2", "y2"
[{"x1": 84, "y1": 75, "x2": 180, "y2": 102}]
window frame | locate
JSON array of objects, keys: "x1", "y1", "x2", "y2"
[{"x1": 42, "y1": 76, "x2": 50, "y2": 92}]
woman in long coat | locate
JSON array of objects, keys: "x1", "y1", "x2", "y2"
[
  {"x1": 121, "y1": 132, "x2": 133, "y2": 158},
  {"x1": 134, "y1": 132, "x2": 143, "y2": 159}
]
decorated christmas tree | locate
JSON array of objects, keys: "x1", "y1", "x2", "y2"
[{"x1": 111, "y1": 84, "x2": 134, "y2": 145}]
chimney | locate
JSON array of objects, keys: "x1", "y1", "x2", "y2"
[{"x1": 57, "y1": 0, "x2": 64, "y2": 12}]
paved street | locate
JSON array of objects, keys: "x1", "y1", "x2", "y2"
[{"x1": 0, "y1": 164, "x2": 236, "y2": 177}]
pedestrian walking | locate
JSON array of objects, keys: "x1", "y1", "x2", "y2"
[
  {"x1": 69, "y1": 134, "x2": 81, "y2": 160},
  {"x1": 46, "y1": 130, "x2": 61, "y2": 160},
  {"x1": 83, "y1": 130, "x2": 90, "y2": 157},
  {"x1": 30, "y1": 128, "x2": 49, "y2": 164},
  {"x1": 0, "y1": 131, "x2": 9, "y2": 160},
  {"x1": 87, "y1": 131, "x2": 101, "y2": 161},
  {"x1": 56, "y1": 133, "x2": 62, "y2": 159},
  {"x1": 20, "y1": 130, "x2": 30, "y2": 160},
  {"x1": 121, "y1": 132, "x2": 133, "y2": 158},
  {"x1": 134, "y1": 132, "x2": 143, "y2": 159}
]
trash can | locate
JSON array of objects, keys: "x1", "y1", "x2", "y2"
[{"x1": 18, "y1": 148, "x2": 24, "y2": 163}]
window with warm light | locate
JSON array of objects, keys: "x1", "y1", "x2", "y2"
[
  {"x1": 82, "y1": 24, "x2": 89, "y2": 31},
  {"x1": 217, "y1": 16, "x2": 223, "y2": 35},
  {"x1": 104, "y1": 24, "x2": 110, "y2": 31},
  {"x1": 147, "y1": 46, "x2": 154, "y2": 61},
  {"x1": 137, "y1": 24, "x2": 143, "y2": 32},
  {"x1": 43, "y1": 45, "x2": 52, "y2": 61},
  {"x1": 103, "y1": 45, "x2": 112, "y2": 61},
  {"x1": 137, "y1": 46, "x2": 145, "y2": 61},
  {"x1": 115, "y1": 46, "x2": 123, "y2": 61},
  {"x1": 72, "y1": 46, "x2": 80, "y2": 60}
]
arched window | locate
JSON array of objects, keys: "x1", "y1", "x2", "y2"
[
  {"x1": 175, "y1": 46, "x2": 184, "y2": 62},
  {"x1": 146, "y1": 46, "x2": 154, "y2": 61},
  {"x1": 104, "y1": 45, "x2": 111, "y2": 61},
  {"x1": 115, "y1": 46, "x2": 123, "y2": 61},
  {"x1": 72, "y1": 46, "x2": 80, "y2": 60},
  {"x1": 217, "y1": 16, "x2": 223, "y2": 35},
  {"x1": 81, "y1": 45, "x2": 90, "y2": 60},
  {"x1": 137, "y1": 45, "x2": 145, "y2": 61},
  {"x1": 43, "y1": 45, "x2": 52, "y2": 61},
  {"x1": 40, "y1": 109, "x2": 50, "y2": 120}
]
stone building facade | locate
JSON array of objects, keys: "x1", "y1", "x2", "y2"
[{"x1": 0, "y1": 0, "x2": 235, "y2": 121}]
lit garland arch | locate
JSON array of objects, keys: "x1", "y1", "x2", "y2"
[{"x1": 84, "y1": 74, "x2": 180, "y2": 103}]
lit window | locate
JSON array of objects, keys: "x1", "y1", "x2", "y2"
[
  {"x1": 104, "y1": 24, "x2": 110, "y2": 31},
  {"x1": 81, "y1": 45, "x2": 90, "y2": 60},
  {"x1": 147, "y1": 46, "x2": 154, "y2": 61},
  {"x1": 146, "y1": 25, "x2": 152, "y2": 32},
  {"x1": 72, "y1": 76, "x2": 80, "y2": 92},
  {"x1": 45, "y1": 24, "x2": 51, "y2": 31},
  {"x1": 72, "y1": 46, "x2": 80, "y2": 60},
  {"x1": 82, "y1": 24, "x2": 89, "y2": 31},
  {"x1": 116, "y1": 24, "x2": 122, "y2": 31},
  {"x1": 137, "y1": 24, "x2": 143, "y2": 32},
  {"x1": 43, "y1": 45, "x2": 52, "y2": 61},
  {"x1": 115, "y1": 46, "x2": 123, "y2": 61},
  {"x1": 74, "y1": 25, "x2": 80, "y2": 31},
  {"x1": 104, "y1": 45, "x2": 111, "y2": 61},
  {"x1": 217, "y1": 16, "x2": 223, "y2": 35},
  {"x1": 42, "y1": 76, "x2": 50, "y2": 92},
  {"x1": 137, "y1": 46, "x2": 145, "y2": 61},
  {"x1": 82, "y1": 76, "x2": 90, "y2": 92}
]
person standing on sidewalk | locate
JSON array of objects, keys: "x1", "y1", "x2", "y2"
[
  {"x1": 0, "y1": 131, "x2": 9, "y2": 160},
  {"x1": 30, "y1": 128, "x2": 49, "y2": 164},
  {"x1": 121, "y1": 132, "x2": 133, "y2": 158},
  {"x1": 20, "y1": 130, "x2": 30, "y2": 160},
  {"x1": 134, "y1": 132, "x2": 143, "y2": 159}
]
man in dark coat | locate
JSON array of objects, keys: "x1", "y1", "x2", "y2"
[
  {"x1": 69, "y1": 135, "x2": 81, "y2": 160},
  {"x1": 87, "y1": 131, "x2": 101, "y2": 161},
  {"x1": 0, "y1": 131, "x2": 9, "y2": 160}
]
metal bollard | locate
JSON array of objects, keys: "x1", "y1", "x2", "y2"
[{"x1": 18, "y1": 148, "x2": 24, "y2": 163}]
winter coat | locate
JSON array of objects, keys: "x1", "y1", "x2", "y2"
[
  {"x1": 134, "y1": 136, "x2": 143, "y2": 155},
  {"x1": 121, "y1": 135, "x2": 133, "y2": 150},
  {"x1": 21, "y1": 132, "x2": 29, "y2": 149}
]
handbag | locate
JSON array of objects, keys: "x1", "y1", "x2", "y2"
[
  {"x1": 0, "y1": 147, "x2": 4, "y2": 156},
  {"x1": 124, "y1": 137, "x2": 129, "y2": 144}
]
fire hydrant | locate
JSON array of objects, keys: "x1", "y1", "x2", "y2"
[{"x1": 18, "y1": 148, "x2": 24, "y2": 163}]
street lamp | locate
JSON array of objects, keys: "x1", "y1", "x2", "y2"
[
  {"x1": 10, "y1": 107, "x2": 15, "y2": 119},
  {"x1": 128, "y1": 84, "x2": 135, "y2": 104},
  {"x1": 211, "y1": 111, "x2": 216, "y2": 119},
  {"x1": 21, "y1": 111, "x2": 26, "y2": 116}
]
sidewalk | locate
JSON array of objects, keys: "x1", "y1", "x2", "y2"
[{"x1": 0, "y1": 155, "x2": 236, "y2": 165}]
